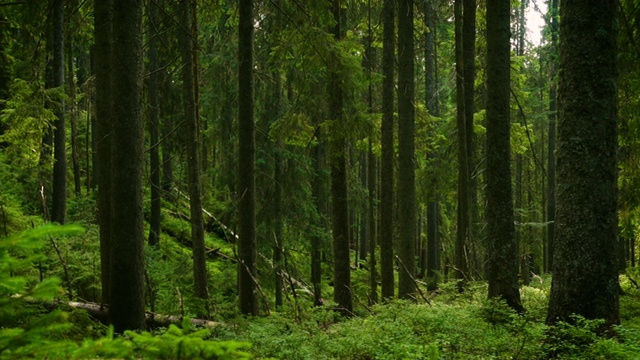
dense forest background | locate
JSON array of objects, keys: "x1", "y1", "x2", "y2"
[{"x1": 1, "y1": 0, "x2": 640, "y2": 358}]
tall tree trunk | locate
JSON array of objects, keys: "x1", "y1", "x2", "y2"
[
  {"x1": 546, "y1": 0, "x2": 619, "y2": 328},
  {"x1": 238, "y1": 0, "x2": 259, "y2": 316},
  {"x1": 545, "y1": 0, "x2": 558, "y2": 273},
  {"x1": 148, "y1": 0, "x2": 161, "y2": 247},
  {"x1": 109, "y1": 0, "x2": 146, "y2": 332},
  {"x1": 380, "y1": 0, "x2": 395, "y2": 301},
  {"x1": 93, "y1": 0, "x2": 112, "y2": 306},
  {"x1": 67, "y1": 38, "x2": 81, "y2": 197},
  {"x1": 485, "y1": 0, "x2": 523, "y2": 312},
  {"x1": 397, "y1": 0, "x2": 416, "y2": 299},
  {"x1": 179, "y1": 0, "x2": 209, "y2": 316},
  {"x1": 51, "y1": 0, "x2": 66, "y2": 224},
  {"x1": 311, "y1": 126, "x2": 327, "y2": 307},
  {"x1": 454, "y1": 0, "x2": 470, "y2": 289},
  {"x1": 424, "y1": 0, "x2": 440, "y2": 291},
  {"x1": 462, "y1": 0, "x2": 477, "y2": 275},
  {"x1": 329, "y1": 0, "x2": 353, "y2": 316}
]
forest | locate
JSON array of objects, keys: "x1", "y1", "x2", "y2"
[{"x1": 1, "y1": 0, "x2": 640, "y2": 358}]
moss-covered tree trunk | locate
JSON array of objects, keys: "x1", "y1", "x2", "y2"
[
  {"x1": 380, "y1": 0, "x2": 395, "y2": 301},
  {"x1": 545, "y1": 0, "x2": 558, "y2": 273},
  {"x1": 485, "y1": 0, "x2": 523, "y2": 312},
  {"x1": 108, "y1": 0, "x2": 146, "y2": 332},
  {"x1": 546, "y1": 0, "x2": 619, "y2": 327}
]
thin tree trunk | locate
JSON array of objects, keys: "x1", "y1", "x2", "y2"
[
  {"x1": 51, "y1": 0, "x2": 66, "y2": 224},
  {"x1": 454, "y1": 0, "x2": 470, "y2": 289},
  {"x1": 546, "y1": 0, "x2": 558, "y2": 273},
  {"x1": 67, "y1": 39, "x2": 81, "y2": 197},
  {"x1": 380, "y1": 0, "x2": 396, "y2": 301},
  {"x1": 329, "y1": 0, "x2": 352, "y2": 316},
  {"x1": 397, "y1": 0, "x2": 416, "y2": 299},
  {"x1": 238, "y1": 0, "x2": 258, "y2": 316},
  {"x1": 93, "y1": 0, "x2": 112, "y2": 306},
  {"x1": 148, "y1": 0, "x2": 161, "y2": 247}
]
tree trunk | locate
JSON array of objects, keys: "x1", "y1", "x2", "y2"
[
  {"x1": 148, "y1": 0, "x2": 161, "y2": 247},
  {"x1": 545, "y1": 0, "x2": 558, "y2": 273},
  {"x1": 67, "y1": 38, "x2": 81, "y2": 197},
  {"x1": 179, "y1": 0, "x2": 209, "y2": 316},
  {"x1": 329, "y1": 0, "x2": 353, "y2": 316},
  {"x1": 51, "y1": 0, "x2": 66, "y2": 224},
  {"x1": 462, "y1": 0, "x2": 477, "y2": 275},
  {"x1": 311, "y1": 126, "x2": 328, "y2": 307},
  {"x1": 380, "y1": 0, "x2": 395, "y2": 301},
  {"x1": 93, "y1": 0, "x2": 112, "y2": 306},
  {"x1": 485, "y1": 0, "x2": 523, "y2": 312},
  {"x1": 108, "y1": 0, "x2": 146, "y2": 332},
  {"x1": 424, "y1": 0, "x2": 440, "y2": 291},
  {"x1": 397, "y1": 0, "x2": 416, "y2": 300},
  {"x1": 238, "y1": 0, "x2": 259, "y2": 316},
  {"x1": 454, "y1": 0, "x2": 470, "y2": 289},
  {"x1": 546, "y1": 0, "x2": 619, "y2": 328}
]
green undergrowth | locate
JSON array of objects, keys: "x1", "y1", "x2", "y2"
[{"x1": 2, "y1": 207, "x2": 640, "y2": 358}]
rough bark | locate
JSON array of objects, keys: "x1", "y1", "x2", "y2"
[
  {"x1": 329, "y1": 0, "x2": 353, "y2": 316},
  {"x1": 546, "y1": 0, "x2": 619, "y2": 327},
  {"x1": 485, "y1": 0, "x2": 523, "y2": 312},
  {"x1": 108, "y1": 0, "x2": 146, "y2": 332},
  {"x1": 397, "y1": 0, "x2": 416, "y2": 299},
  {"x1": 238, "y1": 0, "x2": 258, "y2": 316},
  {"x1": 380, "y1": 0, "x2": 395, "y2": 301}
]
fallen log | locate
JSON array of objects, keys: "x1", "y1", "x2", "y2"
[{"x1": 44, "y1": 300, "x2": 221, "y2": 328}]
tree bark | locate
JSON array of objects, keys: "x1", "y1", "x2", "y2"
[
  {"x1": 51, "y1": 0, "x2": 66, "y2": 224},
  {"x1": 108, "y1": 0, "x2": 146, "y2": 332},
  {"x1": 485, "y1": 0, "x2": 523, "y2": 312},
  {"x1": 545, "y1": 0, "x2": 558, "y2": 273},
  {"x1": 93, "y1": 0, "x2": 112, "y2": 306},
  {"x1": 546, "y1": 0, "x2": 619, "y2": 328},
  {"x1": 454, "y1": 0, "x2": 470, "y2": 289},
  {"x1": 380, "y1": 0, "x2": 395, "y2": 301},
  {"x1": 238, "y1": 0, "x2": 259, "y2": 316},
  {"x1": 397, "y1": 0, "x2": 416, "y2": 300},
  {"x1": 329, "y1": 0, "x2": 353, "y2": 316},
  {"x1": 147, "y1": 0, "x2": 161, "y2": 247},
  {"x1": 179, "y1": 0, "x2": 209, "y2": 316}
]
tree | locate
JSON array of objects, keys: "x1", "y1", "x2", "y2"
[
  {"x1": 108, "y1": 0, "x2": 146, "y2": 332},
  {"x1": 238, "y1": 0, "x2": 259, "y2": 316},
  {"x1": 423, "y1": 0, "x2": 440, "y2": 291},
  {"x1": 454, "y1": 0, "x2": 470, "y2": 289},
  {"x1": 329, "y1": 0, "x2": 353, "y2": 315},
  {"x1": 485, "y1": 0, "x2": 523, "y2": 312},
  {"x1": 51, "y1": 0, "x2": 66, "y2": 224},
  {"x1": 546, "y1": 0, "x2": 619, "y2": 327},
  {"x1": 93, "y1": 0, "x2": 112, "y2": 306},
  {"x1": 180, "y1": 0, "x2": 209, "y2": 316},
  {"x1": 147, "y1": 0, "x2": 161, "y2": 247},
  {"x1": 545, "y1": 0, "x2": 558, "y2": 273},
  {"x1": 380, "y1": 0, "x2": 395, "y2": 301},
  {"x1": 397, "y1": 0, "x2": 416, "y2": 299}
]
